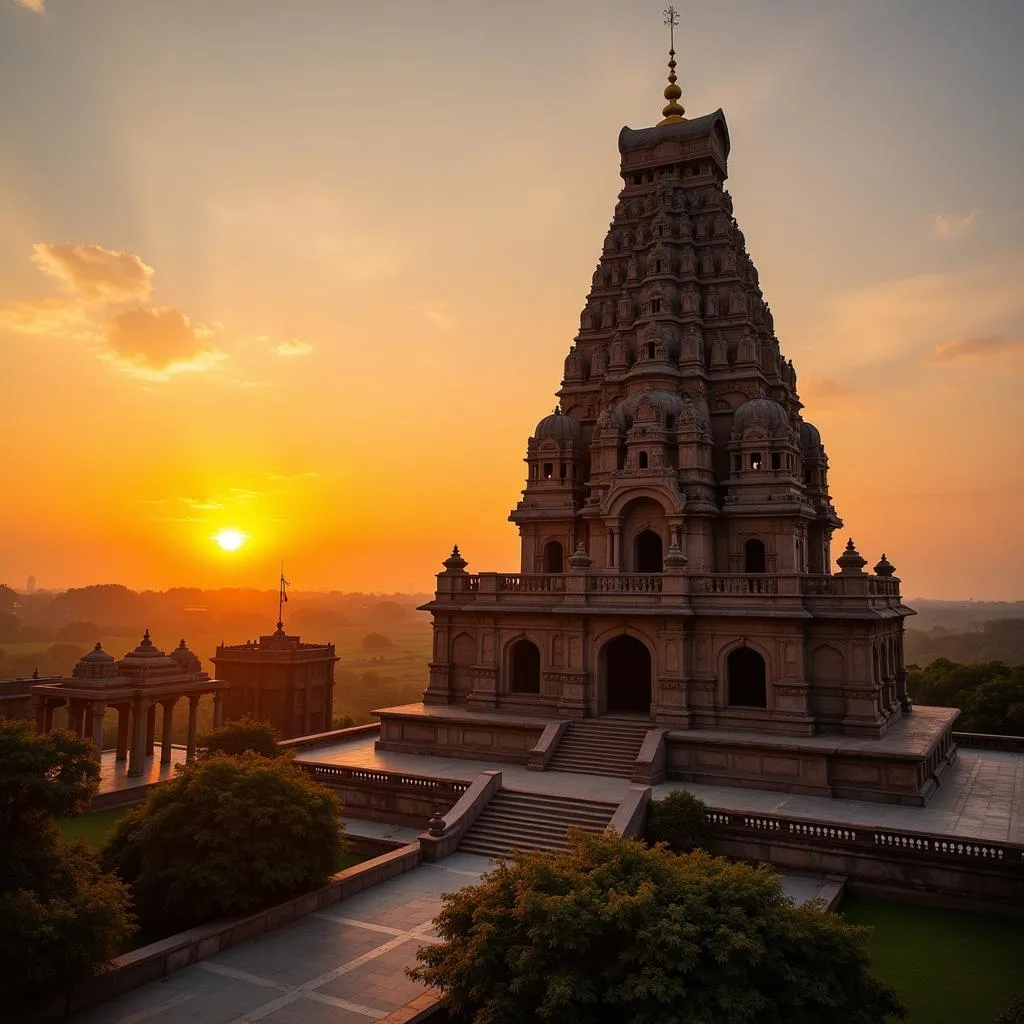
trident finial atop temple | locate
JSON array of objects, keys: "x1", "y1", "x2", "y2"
[{"x1": 658, "y1": 6, "x2": 686, "y2": 126}]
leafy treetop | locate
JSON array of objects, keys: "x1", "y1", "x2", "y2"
[{"x1": 198, "y1": 715, "x2": 281, "y2": 759}]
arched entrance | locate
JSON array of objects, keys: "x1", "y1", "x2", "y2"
[
  {"x1": 727, "y1": 646, "x2": 767, "y2": 707},
  {"x1": 603, "y1": 635, "x2": 651, "y2": 714},
  {"x1": 509, "y1": 638, "x2": 541, "y2": 694},
  {"x1": 542, "y1": 540, "x2": 564, "y2": 574},
  {"x1": 744, "y1": 538, "x2": 767, "y2": 574},
  {"x1": 635, "y1": 530, "x2": 664, "y2": 573}
]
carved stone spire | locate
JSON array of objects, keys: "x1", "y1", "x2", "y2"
[{"x1": 658, "y1": 6, "x2": 686, "y2": 125}]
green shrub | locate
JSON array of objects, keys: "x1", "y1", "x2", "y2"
[
  {"x1": 197, "y1": 715, "x2": 281, "y2": 759},
  {"x1": 647, "y1": 789, "x2": 712, "y2": 853}
]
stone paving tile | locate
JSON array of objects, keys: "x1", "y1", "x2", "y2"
[
  {"x1": 316, "y1": 941, "x2": 429, "y2": 1013},
  {"x1": 261, "y1": 1001, "x2": 377, "y2": 1024},
  {"x1": 97, "y1": 746, "x2": 189, "y2": 794}
]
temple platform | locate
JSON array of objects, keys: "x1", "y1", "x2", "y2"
[{"x1": 374, "y1": 703, "x2": 960, "y2": 806}]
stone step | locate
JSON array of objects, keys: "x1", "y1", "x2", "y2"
[
  {"x1": 467, "y1": 821, "x2": 605, "y2": 845},
  {"x1": 459, "y1": 836, "x2": 565, "y2": 858},
  {"x1": 478, "y1": 807, "x2": 611, "y2": 830},
  {"x1": 497, "y1": 790, "x2": 618, "y2": 813}
]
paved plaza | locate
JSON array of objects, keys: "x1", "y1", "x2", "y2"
[
  {"x1": 98, "y1": 745, "x2": 190, "y2": 795},
  {"x1": 70, "y1": 821, "x2": 843, "y2": 1024},
  {"x1": 299, "y1": 733, "x2": 1024, "y2": 845}
]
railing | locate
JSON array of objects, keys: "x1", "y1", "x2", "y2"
[
  {"x1": 690, "y1": 575, "x2": 779, "y2": 595},
  {"x1": 802, "y1": 575, "x2": 838, "y2": 595},
  {"x1": 953, "y1": 731, "x2": 1024, "y2": 753},
  {"x1": 496, "y1": 574, "x2": 566, "y2": 593},
  {"x1": 298, "y1": 762, "x2": 470, "y2": 799},
  {"x1": 589, "y1": 574, "x2": 664, "y2": 593},
  {"x1": 706, "y1": 808, "x2": 1022, "y2": 865},
  {"x1": 868, "y1": 577, "x2": 901, "y2": 597}
]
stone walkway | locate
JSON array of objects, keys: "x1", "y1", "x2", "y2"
[
  {"x1": 71, "y1": 825, "x2": 842, "y2": 1024},
  {"x1": 97, "y1": 746, "x2": 189, "y2": 794},
  {"x1": 299, "y1": 735, "x2": 1024, "y2": 844}
]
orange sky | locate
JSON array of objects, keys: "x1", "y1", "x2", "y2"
[{"x1": 1, "y1": 1, "x2": 1022, "y2": 599}]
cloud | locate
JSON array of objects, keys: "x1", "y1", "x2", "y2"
[
  {"x1": 422, "y1": 302, "x2": 458, "y2": 330},
  {"x1": 32, "y1": 243, "x2": 153, "y2": 304},
  {"x1": 930, "y1": 210, "x2": 981, "y2": 239},
  {"x1": 0, "y1": 297, "x2": 94, "y2": 336},
  {"x1": 182, "y1": 498, "x2": 224, "y2": 511},
  {"x1": 274, "y1": 337, "x2": 312, "y2": 357},
  {"x1": 929, "y1": 335, "x2": 1024, "y2": 363},
  {"x1": 15, "y1": 0, "x2": 45, "y2": 11},
  {"x1": 101, "y1": 306, "x2": 224, "y2": 380}
]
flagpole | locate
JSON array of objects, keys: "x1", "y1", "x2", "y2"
[{"x1": 278, "y1": 561, "x2": 285, "y2": 631}]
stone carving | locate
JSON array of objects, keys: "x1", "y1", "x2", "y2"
[
  {"x1": 634, "y1": 222, "x2": 646, "y2": 247},
  {"x1": 713, "y1": 213, "x2": 730, "y2": 237},
  {"x1": 592, "y1": 264, "x2": 607, "y2": 289},
  {"x1": 591, "y1": 345, "x2": 608, "y2": 376},
  {"x1": 720, "y1": 249, "x2": 737, "y2": 274},
  {"x1": 701, "y1": 250, "x2": 716, "y2": 276},
  {"x1": 681, "y1": 284, "x2": 700, "y2": 314},
  {"x1": 600, "y1": 302, "x2": 614, "y2": 329},
  {"x1": 564, "y1": 346, "x2": 584, "y2": 380},
  {"x1": 681, "y1": 247, "x2": 696, "y2": 275},
  {"x1": 618, "y1": 296, "x2": 633, "y2": 323},
  {"x1": 627, "y1": 256, "x2": 640, "y2": 281},
  {"x1": 695, "y1": 217, "x2": 708, "y2": 240},
  {"x1": 729, "y1": 289, "x2": 748, "y2": 317},
  {"x1": 704, "y1": 288, "x2": 720, "y2": 317},
  {"x1": 580, "y1": 305, "x2": 595, "y2": 331}
]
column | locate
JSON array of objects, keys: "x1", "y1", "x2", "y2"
[
  {"x1": 186, "y1": 695, "x2": 200, "y2": 761},
  {"x1": 213, "y1": 691, "x2": 224, "y2": 729},
  {"x1": 43, "y1": 699, "x2": 56, "y2": 732},
  {"x1": 33, "y1": 696, "x2": 45, "y2": 732},
  {"x1": 160, "y1": 698, "x2": 176, "y2": 765},
  {"x1": 612, "y1": 528, "x2": 621, "y2": 570},
  {"x1": 72, "y1": 700, "x2": 87, "y2": 737},
  {"x1": 83, "y1": 703, "x2": 95, "y2": 745},
  {"x1": 90, "y1": 701, "x2": 106, "y2": 755},
  {"x1": 116, "y1": 705, "x2": 130, "y2": 761},
  {"x1": 127, "y1": 699, "x2": 149, "y2": 778},
  {"x1": 606, "y1": 529, "x2": 614, "y2": 567},
  {"x1": 145, "y1": 704, "x2": 157, "y2": 756}
]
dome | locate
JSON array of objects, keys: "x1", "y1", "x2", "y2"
[
  {"x1": 170, "y1": 638, "x2": 201, "y2": 673},
  {"x1": 731, "y1": 398, "x2": 791, "y2": 440},
  {"x1": 79, "y1": 642, "x2": 115, "y2": 665},
  {"x1": 533, "y1": 409, "x2": 582, "y2": 443},
  {"x1": 799, "y1": 420, "x2": 822, "y2": 451}
]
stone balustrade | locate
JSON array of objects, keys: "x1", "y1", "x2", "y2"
[{"x1": 298, "y1": 762, "x2": 470, "y2": 800}]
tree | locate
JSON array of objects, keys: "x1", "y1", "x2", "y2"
[
  {"x1": 997, "y1": 995, "x2": 1024, "y2": 1024},
  {"x1": 646, "y1": 790, "x2": 712, "y2": 853},
  {"x1": 198, "y1": 715, "x2": 281, "y2": 759},
  {"x1": 0, "y1": 721, "x2": 133, "y2": 1005},
  {"x1": 331, "y1": 715, "x2": 356, "y2": 730},
  {"x1": 409, "y1": 830, "x2": 905, "y2": 1024},
  {"x1": 362, "y1": 631, "x2": 394, "y2": 651},
  {"x1": 102, "y1": 753, "x2": 346, "y2": 931}
]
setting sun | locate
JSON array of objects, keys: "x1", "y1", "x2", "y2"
[{"x1": 213, "y1": 529, "x2": 248, "y2": 552}]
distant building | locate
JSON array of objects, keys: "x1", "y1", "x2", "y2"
[
  {"x1": 30, "y1": 632, "x2": 226, "y2": 775},
  {"x1": 377, "y1": 53, "x2": 958, "y2": 807},
  {"x1": 213, "y1": 623, "x2": 338, "y2": 739},
  {"x1": 26, "y1": 575, "x2": 36, "y2": 595}
]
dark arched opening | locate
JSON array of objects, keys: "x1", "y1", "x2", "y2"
[
  {"x1": 635, "y1": 530, "x2": 663, "y2": 573},
  {"x1": 542, "y1": 540, "x2": 564, "y2": 574},
  {"x1": 744, "y1": 538, "x2": 767, "y2": 574},
  {"x1": 727, "y1": 647, "x2": 767, "y2": 707},
  {"x1": 604, "y1": 635, "x2": 651, "y2": 714},
  {"x1": 509, "y1": 639, "x2": 541, "y2": 695}
]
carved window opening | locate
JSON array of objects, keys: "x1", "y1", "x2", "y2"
[
  {"x1": 646, "y1": 342, "x2": 656, "y2": 359},
  {"x1": 732, "y1": 454, "x2": 742, "y2": 472},
  {"x1": 744, "y1": 538, "x2": 767, "y2": 574},
  {"x1": 543, "y1": 540, "x2": 564, "y2": 574},
  {"x1": 543, "y1": 463, "x2": 554, "y2": 479},
  {"x1": 635, "y1": 529, "x2": 663, "y2": 573},
  {"x1": 651, "y1": 299, "x2": 662, "y2": 314},
  {"x1": 750, "y1": 452, "x2": 762, "y2": 470},
  {"x1": 771, "y1": 453, "x2": 782, "y2": 471},
  {"x1": 509, "y1": 639, "x2": 541, "y2": 695},
  {"x1": 727, "y1": 647, "x2": 767, "y2": 708},
  {"x1": 656, "y1": 260, "x2": 663, "y2": 273},
  {"x1": 560, "y1": 463, "x2": 567, "y2": 479},
  {"x1": 638, "y1": 450, "x2": 649, "y2": 469}
]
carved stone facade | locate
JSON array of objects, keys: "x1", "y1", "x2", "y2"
[{"x1": 379, "y1": 99, "x2": 957, "y2": 803}]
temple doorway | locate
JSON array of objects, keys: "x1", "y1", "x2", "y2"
[
  {"x1": 634, "y1": 530, "x2": 664, "y2": 573},
  {"x1": 603, "y1": 635, "x2": 652, "y2": 714},
  {"x1": 727, "y1": 646, "x2": 767, "y2": 707}
]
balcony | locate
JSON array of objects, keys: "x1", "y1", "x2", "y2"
[{"x1": 432, "y1": 571, "x2": 905, "y2": 613}]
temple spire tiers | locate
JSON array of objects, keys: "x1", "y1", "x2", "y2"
[
  {"x1": 29, "y1": 632, "x2": 224, "y2": 775},
  {"x1": 377, "y1": 66, "x2": 958, "y2": 808}
]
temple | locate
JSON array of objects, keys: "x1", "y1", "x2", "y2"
[{"x1": 376, "y1": 50, "x2": 959, "y2": 805}]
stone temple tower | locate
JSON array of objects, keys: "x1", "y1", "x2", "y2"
[{"x1": 377, "y1": 35, "x2": 958, "y2": 805}]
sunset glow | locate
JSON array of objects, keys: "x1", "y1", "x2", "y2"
[
  {"x1": 0, "y1": 2, "x2": 1021, "y2": 598},
  {"x1": 213, "y1": 529, "x2": 248, "y2": 553}
]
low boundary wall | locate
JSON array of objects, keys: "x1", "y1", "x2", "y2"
[{"x1": 32, "y1": 843, "x2": 422, "y2": 1022}]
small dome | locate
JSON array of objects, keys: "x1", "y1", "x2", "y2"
[
  {"x1": 79, "y1": 641, "x2": 115, "y2": 665},
  {"x1": 170, "y1": 638, "x2": 201, "y2": 673},
  {"x1": 731, "y1": 398, "x2": 791, "y2": 440},
  {"x1": 612, "y1": 387, "x2": 686, "y2": 429},
  {"x1": 533, "y1": 409, "x2": 582, "y2": 443},
  {"x1": 799, "y1": 420, "x2": 822, "y2": 451},
  {"x1": 124, "y1": 629, "x2": 165, "y2": 659}
]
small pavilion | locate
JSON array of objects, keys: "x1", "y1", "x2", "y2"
[{"x1": 31, "y1": 631, "x2": 226, "y2": 776}]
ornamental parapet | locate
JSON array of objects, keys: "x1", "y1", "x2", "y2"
[{"x1": 430, "y1": 571, "x2": 904, "y2": 612}]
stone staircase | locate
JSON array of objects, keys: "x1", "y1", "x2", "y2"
[
  {"x1": 546, "y1": 719, "x2": 650, "y2": 778},
  {"x1": 458, "y1": 789, "x2": 617, "y2": 858}
]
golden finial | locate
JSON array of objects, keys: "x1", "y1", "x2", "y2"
[{"x1": 658, "y1": 6, "x2": 686, "y2": 125}]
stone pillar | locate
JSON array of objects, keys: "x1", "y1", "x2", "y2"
[
  {"x1": 145, "y1": 704, "x2": 157, "y2": 756},
  {"x1": 90, "y1": 701, "x2": 106, "y2": 754},
  {"x1": 83, "y1": 703, "x2": 95, "y2": 745},
  {"x1": 128, "y1": 699, "x2": 150, "y2": 778},
  {"x1": 43, "y1": 698, "x2": 59, "y2": 732},
  {"x1": 115, "y1": 705, "x2": 130, "y2": 761},
  {"x1": 33, "y1": 696, "x2": 45, "y2": 732},
  {"x1": 612, "y1": 528, "x2": 621, "y2": 570},
  {"x1": 213, "y1": 691, "x2": 224, "y2": 729},
  {"x1": 186, "y1": 695, "x2": 200, "y2": 761},
  {"x1": 160, "y1": 698, "x2": 176, "y2": 765}
]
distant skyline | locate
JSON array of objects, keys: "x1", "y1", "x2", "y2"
[{"x1": 2, "y1": 0, "x2": 1022, "y2": 599}]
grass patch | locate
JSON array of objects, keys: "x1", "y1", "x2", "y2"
[
  {"x1": 842, "y1": 894, "x2": 1024, "y2": 1023},
  {"x1": 56, "y1": 807, "x2": 128, "y2": 849}
]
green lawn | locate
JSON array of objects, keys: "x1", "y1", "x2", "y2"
[
  {"x1": 842, "y1": 894, "x2": 1024, "y2": 1023},
  {"x1": 56, "y1": 807, "x2": 128, "y2": 849}
]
